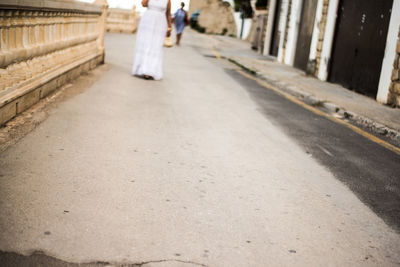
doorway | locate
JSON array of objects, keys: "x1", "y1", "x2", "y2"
[{"x1": 328, "y1": 0, "x2": 393, "y2": 97}]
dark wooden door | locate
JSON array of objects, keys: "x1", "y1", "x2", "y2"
[
  {"x1": 269, "y1": 0, "x2": 282, "y2": 56},
  {"x1": 329, "y1": 0, "x2": 393, "y2": 97},
  {"x1": 294, "y1": 0, "x2": 318, "y2": 71}
]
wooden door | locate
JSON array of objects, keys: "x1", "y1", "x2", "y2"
[
  {"x1": 328, "y1": 0, "x2": 393, "y2": 97},
  {"x1": 294, "y1": 0, "x2": 318, "y2": 71}
]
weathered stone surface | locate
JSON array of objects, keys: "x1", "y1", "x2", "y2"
[
  {"x1": 39, "y1": 79, "x2": 59, "y2": 99},
  {"x1": 107, "y1": 7, "x2": 138, "y2": 33},
  {"x1": 189, "y1": 0, "x2": 208, "y2": 13},
  {"x1": 0, "y1": 101, "x2": 17, "y2": 126},
  {"x1": 190, "y1": 0, "x2": 237, "y2": 36},
  {"x1": 388, "y1": 92, "x2": 400, "y2": 106},
  {"x1": 322, "y1": 4, "x2": 328, "y2": 14},
  {"x1": 392, "y1": 82, "x2": 400, "y2": 95},
  {"x1": 16, "y1": 89, "x2": 40, "y2": 114},
  {"x1": 389, "y1": 82, "x2": 394, "y2": 92},
  {"x1": 388, "y1": 27, "x2": 400, "y2": 107},
  {"x1": 392, "y1": 69, "x2": 400, "y2": 81},
  {"x1": 0, "y1": 0, "x2": 106, "y2": 125},
  {"x1": 314, "y1": 0, "x2": 330, "y2": 77},
  {"x1": 317, "y1": 41, "x2": 323, "y2": 51},
  {"x1": 394, "y1": 54, "x2": 399, "y2": 69},
  {"x1": 248, "y1": 13, "x2": 267, "y2": 52}
]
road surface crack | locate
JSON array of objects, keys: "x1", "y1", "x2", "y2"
[
  {"x1": 0, "y1": 251, "x2": 209, "y2": 267},
  {"x1": 133, "y1": 259, "x2": 208, "y2": 266}
]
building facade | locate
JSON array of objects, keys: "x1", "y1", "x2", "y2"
[{"x1": 261, "y1": 0, "x2": 400, "y2": 106}]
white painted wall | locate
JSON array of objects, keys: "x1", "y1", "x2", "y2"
[
  {"x1": 263, "y1": 0, "x2": 277, "y2": 55},
  {"x1": 233, "y1": 12, "x2": 253, "y2": 40},
  {"x1": 308, "y1": 0, "x2": 324, "y2": 62},
  {"x1": 317, "y1": 0, "x2": 339, "y2": 81},
  {"x1": 285, "y1": 0, "x2": 303, "y2": 66},
  {"x1": 277, "y1": 0, "x2": 290, "y2": 62},
  {"x1": 284, "y1": 0, "x2": 303, "y2": 66},
  {"x1": 377, "y1": 0, "x2": 400, "y2": 103}
]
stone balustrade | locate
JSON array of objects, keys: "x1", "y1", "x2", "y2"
[
  {"x1": 106, "y1": 7, "x2": 138, "y2": 34},
  {"x1": 0, "y1": 0, "x2": 107, "y2": 125}
]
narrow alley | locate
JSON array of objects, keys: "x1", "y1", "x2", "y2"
[{"x1": 0, "y1": 31, "x2": 399, "y2": 266}]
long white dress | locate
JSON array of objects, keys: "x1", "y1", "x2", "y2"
[{"x1": 132, "y1": 0, "x2": 168, "y2": 80}]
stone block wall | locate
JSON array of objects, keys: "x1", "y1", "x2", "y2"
[
  {"x1": 189, "y1": 0, "x2": 209, "y2": 13},
  {"x1": 248, "y1": 12, "x2": 267, "y2": 52},
  {"x1": 189, "y1": 0, "x2": 237, "y2": 36},
  {"x1": 106, "y1": 7, "x2": 138, "y2": 34},
  {"x1": 0, "y1": 0, "x2": 107, "y2": 125},
  {"x1": 388, "y1": 27, "x2": 400, "y2": 107}
]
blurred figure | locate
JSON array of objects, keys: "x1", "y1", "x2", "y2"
[
  {"x1": 132, "y1": 0, "x2": 172, "y2": 80},
  {"x1": 173, "y1": 2, "x2": 188, "y2": 45}
]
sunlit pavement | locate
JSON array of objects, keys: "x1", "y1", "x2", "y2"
[{"x1": 0, "y1": 31, "x2": 399, "y2": 267}]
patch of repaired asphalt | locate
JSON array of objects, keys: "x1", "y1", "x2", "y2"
[
  {"x1": 0, "y1": 251, "x2": 113, "y2": 267},
  {"x1": 0, "y1": 251, "x2": 208, "y2": 267}
]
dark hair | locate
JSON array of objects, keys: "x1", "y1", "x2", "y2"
[{"x1": 181, "y1": 2, "x2": 185, "y2": 7}]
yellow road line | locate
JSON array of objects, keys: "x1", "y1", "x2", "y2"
[
  {"x1": 236, "y1": 69, "x2": 400, "y2": 156},
  {"x1": 212, "y1": 49, "x2": 222, "y2": 60}
]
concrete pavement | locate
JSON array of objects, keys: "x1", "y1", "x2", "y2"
[
  {"x1": 203, "y1": 33, "x2": 400, "y2": 143},
  {"x1": 0, "y1": 32, "x2": 400, "y2": 266}
]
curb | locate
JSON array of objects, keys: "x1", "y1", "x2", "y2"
[{"x1": 228, "y1": 57, "x2": 400, "y2": 146}]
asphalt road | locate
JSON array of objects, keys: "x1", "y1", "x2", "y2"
[
  {"x1": 0, "y1": 31, "x2": 399, "y2": 267},
  {"x1": 225, "y1": 69, "x2": 400, "y2": 232}
]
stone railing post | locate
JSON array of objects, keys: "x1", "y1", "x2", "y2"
[
  {"x1": 106, "y1": 7, "x2": 138, "y2": 34},
  {"x1": 94, "y1": 0, "x2": 108, "y2": 55}
]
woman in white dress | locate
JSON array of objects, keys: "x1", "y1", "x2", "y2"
[{"x1": 132, "y1": 0, "x2": 172, "y2": 80}]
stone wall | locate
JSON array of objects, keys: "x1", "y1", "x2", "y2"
[
  {"x1": 106, "y1": 7, "x2": 138, "y2": 34},
  {"x1": 248, "y1": 12, "x2": 267, "y2": 52},
  {"x1": 188, "y1": 0, "x2": 208, "y2": 13},
  {"x1": 189, "y1": 0, "x2": 237, "y2": 36},
  {"x1": 388, "y1": 27, "x2": 400, "y2": 107},
  {"x1": 0, "y1": 0, "x2": 107, "y2": 125}
]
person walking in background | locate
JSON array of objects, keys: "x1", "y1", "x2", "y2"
[
  {"x1": 132, "y1": 0, "x2": 172, "y2": 80},
  {"x1": 173, "y1": 2, "x2": 188, "y2": 46}
]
